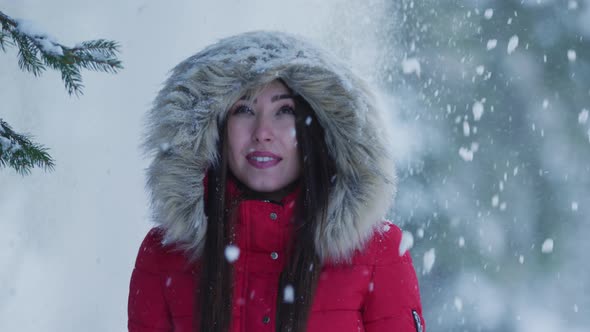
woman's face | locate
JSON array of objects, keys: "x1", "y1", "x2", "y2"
[{"x1": 227, "y1": 80, "x2": 301, "y2": 197}]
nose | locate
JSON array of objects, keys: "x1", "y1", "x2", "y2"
[{"x1": 253, "y1": 115, "x2": 273, "y2": 143}]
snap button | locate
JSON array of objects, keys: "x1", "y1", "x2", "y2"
[
  {"x1": 270, "y1": 212, "x2": 278, "y2": 220},
  {"x1": 262, "y1": 316, "x2": 271, "y2": 324},
  {"x1": 270, "y1": 252, "x2": 279, "y2": 260}
]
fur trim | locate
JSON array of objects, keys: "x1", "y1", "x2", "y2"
[{"x1": 143, "y1": 31, "x2": 396, "y2": 262}]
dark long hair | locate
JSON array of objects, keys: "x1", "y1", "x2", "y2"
[
  {"x1": 198, "y1": 123, "x2": 233, "y2": 332},
  {"x1": 275, "y1": 95, "x2": 334, "y2": 332},
  {"x1": 197, "y1": 91, "x2": 335, "y2": 332}
]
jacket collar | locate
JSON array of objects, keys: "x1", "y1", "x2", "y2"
[{"x1": 226, "y1": 175, "x2": 300, "y2": 207}]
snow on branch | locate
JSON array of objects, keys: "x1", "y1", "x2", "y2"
[{"x1": 0, "y1": 10, "x2": 123, "y2": 96}]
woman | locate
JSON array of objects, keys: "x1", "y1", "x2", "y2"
[{"x1": 129, "y1": 31, "x2": 425, "y2": 332}]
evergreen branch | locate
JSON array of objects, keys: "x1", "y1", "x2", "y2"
[
  {"x1": 0, "y1": 10, "x2": 123, "y2": 96},
  {"x1": 0, "y1": 30, "x2": 8, "y2": 51},
  {"x1": 1, "y1": 11, "x2": 43, "y2": 75},
  {"x1": 39, "y1": 49, "x2": 84, "y2": 95},
  {"x1": 59, "y1": 63, "x2": 84, "y2": 96},
  {"x1": 0, "y1": 11, "x2": 15, "y2": 29},
  {"x1": 13, "y1": 30, "x2": 44, "y2": 76},
  {"x1": 67, "y1": 39, "x2": 123, "y2": 73},
  {"x1": 72, "y1": 39, "x2": 120, "y2": 56},
  {"x1": 0, "y1": 10, "x2": 124, "y2": 175},
  {"x1": 0, "y1": 119, "x2": 54, "y2": 175}
]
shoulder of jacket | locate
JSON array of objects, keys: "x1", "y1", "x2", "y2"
[
  {"x1": 134, "y1": 227, "x2": 193, "y2": 274},
  {"x1": 352, "y1": 221, "x2": 413, "y2": 266}
]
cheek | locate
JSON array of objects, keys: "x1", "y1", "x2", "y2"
[
  {"x1": 227, "y1": 123, "x2": 246, "y2": 169},
  {"x1": 226, "y1": 142, "x2": 239, "y2": 176},
  {"x1": 227, "y1": 121, "x2": 248, "y2": 150}
]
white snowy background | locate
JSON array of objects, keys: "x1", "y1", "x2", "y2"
[{"x1": 1, "y1": 0, "x2": 589, "y2": 331}]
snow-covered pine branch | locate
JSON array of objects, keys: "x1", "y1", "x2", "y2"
[{"x1": 0, "y1": 10, "x2": 123, "y2": 95}]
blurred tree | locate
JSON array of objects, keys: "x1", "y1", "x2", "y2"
[
  {"x1": 383, "y1": 0, "x2": 590, "y2": 331},
  {"x1": 0, "y1": 10, "x2": 122, "y2": 175}
]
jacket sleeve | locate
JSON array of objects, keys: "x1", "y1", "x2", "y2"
[
  {"x1": 362, "y1": 224, "x2": 426, "y2": 332},
  {"x1": 128, "y1": 228, "x2": 173, "y2": 332}
]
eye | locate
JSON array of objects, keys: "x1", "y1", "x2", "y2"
[
  {"x1": 277, "y1": 105, "x2": 295, "y2": 115},
  {"x1": 232, "y1": 105, "x2": 253, "y2": 115}
]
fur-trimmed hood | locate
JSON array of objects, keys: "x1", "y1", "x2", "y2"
[{"x1": 143, "y1": 31, "x2": 396, "y2": 262}]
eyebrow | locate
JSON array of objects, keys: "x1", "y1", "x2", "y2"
[
  {"x1": 271, "y1": 94, "x2": 294, "y2": 102},
  {"x1": 239, "y1": 94, "x2": 294, "y2": 103}
]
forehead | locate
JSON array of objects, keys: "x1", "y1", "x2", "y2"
[{"x1": 239, "y1": 80, "x2": 293, "y2": 103}]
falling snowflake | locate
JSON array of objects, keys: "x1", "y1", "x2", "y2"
[
  {"x1": 472, "y1": 101, "x2": 484, "y2": 121},
  {"x1": 487, "y1": 39, "x2": 498, "y2": 50},
  {"x1": 458, "y1": 237, "x2": 465, "y2": 248},
  {"x1": 541, "y1": 239, "x2": 554, "y2": 254},
  {"x1": 568, "y1": 49, "x2": 577, "y2": 62},
  {"x1": 459, "y1": 147, "x2": 474, "y2": 161},
  {"x1": 283, "y1": 284, "x2": 294, "y2": 303},
  {"x1": 423, "y1": 248, "x2": 436, "y2": 274},
  {"x1": 507, "y1": 35, "x2": 519, "y2": 54},
  {"x1": 463, "y1": 121, "x2": 471, "y2": 136},
  {"x1": 578, "y1": 109, "x2": 588, "y2": 124},
  {"x1": 417, "y1": 228, "x2": 424, "y2": 239},
  {"x1": 454, "y1": 296, "x2": 463, "y2": 312},
  {"x1": 399, "y1": 230, "x2": 414, "y2": 256},
  {"x1": 402, "y1": 58, "x2": 421, "y2": 77},
  {"x1": 491, "y1": 194, "x2": 500, "y2": 207},
  {"x1": 484, "y1": 8, "x2": 494, "y2": 19},
  {"x1": 159, "y1": 142, "x2": 171, "y2": 152},
  {"x1": 571, "y1": 202, "x2": 578, "y2": 211},
  {"x1": 224, "y1": 245, "x2": 240, "y2": 263}
]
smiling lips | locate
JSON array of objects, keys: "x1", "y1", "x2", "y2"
[{"x1": 246, "y1": 151, "x2": 282, "y2": 169}]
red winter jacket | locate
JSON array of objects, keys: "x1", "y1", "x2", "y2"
[{"x1": 128, "y1": 185, "x2": 425, "y2": 332}]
